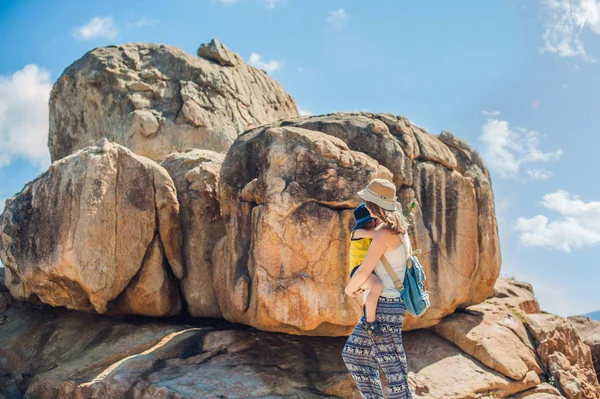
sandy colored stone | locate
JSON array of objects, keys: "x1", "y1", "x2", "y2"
[
  {"x1": 432, "y1": 301, "x2": 542, "y2": 381},
  {"x1": 0, "y1": 279, "x2": 577, "y2": 399},
  {"x1": 411, "y1": 125, "x2": 458, "y2": 169},
  {"x1": 405, "y1": 329, "x2": 539, "y2": 399},
  {"x1": 281, "y1": 113, "x2": 414, "y2": 187},
  {"x1": 567, "y1": 316, "x2": 600, "y2": 384},
  {"x1": 0, "y1": 301, "x2": 357, "y2": 399},
  {"x1": 108, "y1": 235, "x2": 181, "y2": 316},
  {"x1": 49, "y1": 39, "x2": 299, "y2": 162},
  {"x1": 214, "y1": 125, "x2": 393, "y2": 335},
  {"x1": 243, "y1": 113, "x2": 502, "y2": 333},
  {"x1": 161, "y1": 149, "x2": 226, "y2": 318},
  {"x1": 437, "y1": 130, "x2": 501, "y2": 308},
  {"x1": 410, "y1": 161, "x2": 480, "y2": 326},
  {"x1": 0, "y1": 140, "x2": 183, "y2": 316},
  {"x1": 488, "y1": 278, "x2": 541, "y2": 314},
  {"x1": 506, "y1": 383, "x2": 564, "y2": 398},
  {"x1": 197, "y1": 38, "x2": 241, "y2": 67},
  {"x1": 526, "y1": 313, "x2": 600, "y2": 399}
]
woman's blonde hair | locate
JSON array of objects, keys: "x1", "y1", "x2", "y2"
[{"x1": 365, "y1": 201, "x2": 408, "y2": 235}]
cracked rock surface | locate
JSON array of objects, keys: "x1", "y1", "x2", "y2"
[
  {"x1": 0, "y1": 276, "x2": 582, "y2": 399},
  {"x1": 526, "y1": 313, "x2": 600, "y2": 399},
  {"x1": 0, "y1": 300, "x2": 358, "y2": 399},
  {"x1": 215, "y1": 112, "x2": 501, "y2": 334},
  {"x1": 49, "y1": 39, "x2": 299, "y2": 162},
  {"x1": 0, "y1": 140, "x2": 183, "y2": 316},
  {"x1": 215, "y1": 124, "x2": 393, "y2": 336},
  {"x1": 568, "y1": 315, "x2": 600, "y2": 384},
  {"x1": 161, "y1": 149, "x2": 226, "y2": 318}
]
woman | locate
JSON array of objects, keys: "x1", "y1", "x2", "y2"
[{"x1": 342, "y1": 178, "x2": 414, "y2": 399}]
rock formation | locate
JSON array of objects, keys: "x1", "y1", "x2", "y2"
[
  {"x1": 0, "y1": 140, "x2": 183, "y2": 316},
  {"x1": 526, "y1": 313, "x2": 600, "y2": 399},
  {"x1": 214, "y1": 124, "x2": 393, "y2": 335},
  {"x1": 569, "y1": 315, "x2": 600, "y2": 383},
  {"x1": 161, "y1": 149, "x2": 225, "y2": 318},
  {"x1": 2, "y1": 30, "x2": 596, "y2": 398},
  {"x1": 49, "y1": 39, "x2": 299, "y2": 162},
  {"x1": 214, "y1": 112, "x2": 501, "y2": 334},
  {"x1": 432, "y1": 301, "x2": 543, "y2": 382},
  {"x1": 0, "y1": 298, "x2": 358, "y2": 399},
  {"x1": 488, "y1": 277, "x2": 541, "y2": 314},
  {"x1": 4, "y1": 276, "x2": 594, "y2": 399}
]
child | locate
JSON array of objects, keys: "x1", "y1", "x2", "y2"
[{"x1": 349, "y1": 203, "x2": 384, "y2": 338}]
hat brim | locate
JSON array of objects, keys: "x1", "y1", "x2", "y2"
[
  {"x1": 357, "y1": 189, "x2": 397, "y2": 211},
  {"x1": 351, "y1": 214, "x2": 374, "y2": 231}
]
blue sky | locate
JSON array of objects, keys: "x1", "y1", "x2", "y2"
[{"x1": 0, "y1": 0, "x2": 599, "y2": 317}]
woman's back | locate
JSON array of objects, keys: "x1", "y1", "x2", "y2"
[{"x1": 374, "y1": 231, "x2": 411, "y2": 298}]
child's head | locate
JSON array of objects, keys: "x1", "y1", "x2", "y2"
[
  {"x1": 351, "y1": 203, "x2": 375, "y2": 232},
  {"x1": 362, "y1": 219, "x2": 377, "y2": 230}
]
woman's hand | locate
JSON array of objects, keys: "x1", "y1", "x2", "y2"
[{"x1": 345, "y1": 287, "x2": 365, "y2": 297}]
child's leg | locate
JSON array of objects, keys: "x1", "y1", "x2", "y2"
[{"x1": 360, "y1": 273, "x2": 383, "y2": 322}]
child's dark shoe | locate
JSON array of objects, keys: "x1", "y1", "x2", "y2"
[{"x1": 361, "y1": 319, "x2": 384, "y2": 338}]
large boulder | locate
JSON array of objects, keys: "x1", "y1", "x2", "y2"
[
  {"x1": 1, "y1": 275, "x2": 586, "y2": 399},
  {"x1": 0, "y1": 301, "x2": 359, "y2": 399},
  {"x1": 49, "y1": 39, "x2": 299, "y2": 162},
  {"x1": 0, "y1": 140, "x2": 183, "y2": 316},
  {"x1": 487, "y1": 277, "x2": 541, "y2": 314},
  {"x1": 161, "y1": 149, "x2": 225, "y2": 318},
  {"x1": 526, "y1": 313, "x2": 600, "y2": 399},
  {"x1": 405, "y1": 330, "x2": 539, "y2": 398},
  {"x1": 432, "y1": 300, "x2": 542, "y2": 382},
  {"x1": 214, "y1": 125, "x2": 393, "y2": 335},
  {"x1": 274, "y1": 113, "x2": 501, "y2": 317},
  {"x1": 215, "y1": 112, "x2": 501, "y2": 335},
  {"x1": 567, "y1": 316, "x2": 600, "y2": 384}
]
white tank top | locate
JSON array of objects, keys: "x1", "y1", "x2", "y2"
[{"x1": 374, "y1": 232, "x2": 411, "y2": 298}]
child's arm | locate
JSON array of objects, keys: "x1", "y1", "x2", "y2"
[{"x1": 353, "y1": 228, "x2": 376, "y2": 239}]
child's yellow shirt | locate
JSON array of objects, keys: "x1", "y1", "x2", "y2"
[{"x1": 349, "y1": 231, "x2": 372, "y2": 272}]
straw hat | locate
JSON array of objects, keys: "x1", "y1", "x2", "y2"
[{"x1": 357, "y1": 179, "x2": 399, "y2": 211}]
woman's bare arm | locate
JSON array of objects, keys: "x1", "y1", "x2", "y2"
[{"x1": 345, "y1": 228, "x2": 391, "y2": 295}]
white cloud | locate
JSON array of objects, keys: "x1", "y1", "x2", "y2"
[
  {"x1": 298, "y1": 108, "x2": 312, "y2": 116},
  {"x1": 73, "y1": 16, "x2": 119, "y2": 41},
  {"x1": 479, "y1": 119, "x2": 562, "y2": 179},
  {"x1": 248, "y1": 53, "x2": 282, "y2": 73},
  {"x1": 515, "y1": 190, "x2": 600, "y2": 252},
  {"x1": 126, "y1": 17, "x2": 158, "y2": 28},
  {"x1": 482, "y1": 110, "x2": 501, "y2": 116},
  {"x1": 327, "y1": 8, "x2": 348, "y2": 30},
  {"x1": 0, "y1": 65, "x2": 52, "y2": 169},
  {"x1": 527, "y1": 168, "x2": 553, "y2": 181},
  {"x1": 540, "y1": 0, "x2": 600, "y2": 60},
  {"x1": 262, "y1": 0, "x2": 283, "y2": 8}
]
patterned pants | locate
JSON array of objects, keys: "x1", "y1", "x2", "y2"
[{"x1": 342, "y1": 297, "x2": 413, "y2": 399}]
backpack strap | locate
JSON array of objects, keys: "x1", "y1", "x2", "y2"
[
  {"x1": 380, "y1": 254, "x2": 404, "y2": 290},
  {"x1": 398, "y1": 233, "x2": 421, "y2": 268},
  {"x1": 380, "y1": 232, "x2": 422, "y2": 288}
]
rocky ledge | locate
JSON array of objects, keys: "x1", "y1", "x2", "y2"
[{"x1": 1, "y1": 276, "x2": 598, "y2": 399}]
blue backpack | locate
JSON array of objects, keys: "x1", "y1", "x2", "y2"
[{"x1": 380, "y1": 241, "x2": 430, "y2": 317}]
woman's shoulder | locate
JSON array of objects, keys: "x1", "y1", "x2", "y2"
[
  {"x1": 373, "y1": 227, "x2": 408, "y2": 244},
  {"x1": 373, "y1": 226, "x2": 396, "y2": 240}
]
